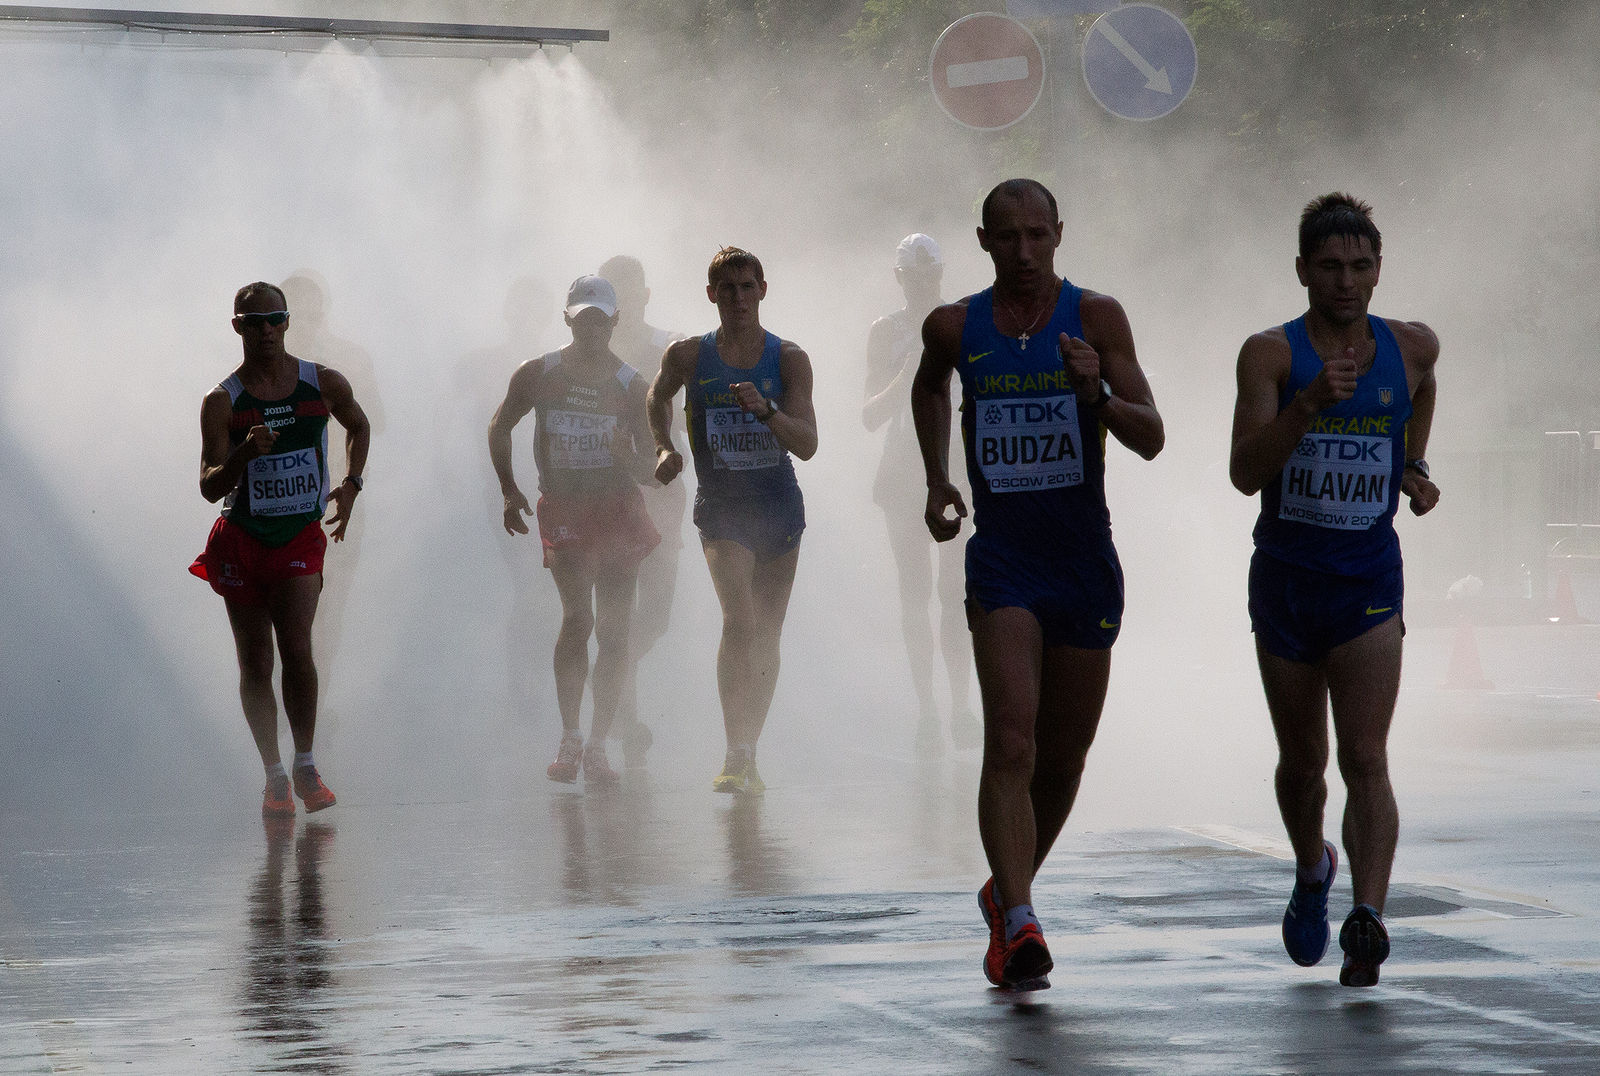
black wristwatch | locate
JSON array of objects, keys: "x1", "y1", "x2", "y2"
[
  {"x1": 1089, "y1": 379, "x2": 1112, "y2": 409},
  {"x1": 1404, "y1": 459, "x2": 1429, "y2": 480},
  {"x1": 761, "y1": 398, "x2": 780, "y2": 421},
  {"x1": 343, "y1": 474, "x2": 364, "y2": 492}
]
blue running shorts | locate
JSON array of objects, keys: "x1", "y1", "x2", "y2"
[
  {"x1": 964, "y1": 533, "x2": 1123, "y2": 650},
  {"x1": 693, "y1": 486, "x2": 805, "y2": 563},
  {"x1": 1248, "y1": 550, "x2": 1404, "y2": 663}
]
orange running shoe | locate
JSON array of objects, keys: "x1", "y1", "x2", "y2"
[
  {"x1": 983, "y1": 921, "x2": 1053, "y2": 991},
  {"x1": 292, "y1": 765, "x2": 337, "y2": 813},
  {"x1": 262, "y1": 774, "x2": 295, "y2": 819}
]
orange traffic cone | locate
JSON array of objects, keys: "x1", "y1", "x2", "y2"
[
  {"x1": 1442, "y1": 617, "x2": 1493, "y2": 690},
  {"x1": 1547, "y1": 568, "x2": 1590, "y2": 624}
]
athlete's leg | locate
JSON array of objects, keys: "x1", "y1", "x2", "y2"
[
  {"x1": 589, "y1": 558, "x2": 640, "y2": 744},
  {"x1": 1326, "y1": 615, "x2": 1403, "y2": 911},
  {"x1": 702, "y1": 538, "x2": 759, "y2": 749},
  {"x1": 745, "y1": 546, "x2": 799, "y2": 749},
  {"x1": 226, "y1": 597, "x2": 283, "y2": 766},
  {"x1": 266, "y1": 573, "x2": 322, "y2": 755},
  {"x1": 1029, "y1": 643, "x2": 1110, "y2": 871},
  {"x1": 548, "y1": 549, "x2": 599, "y2": 737},
  {"x1": 883, "y1": 511, "x2": 938, "y2": 723},
  {"x1": 971, "y1": 604, "x2": 1044, "y2": 911},
  {"x1": 1257, "y1": 642, "x2": 1332, "y2": 874}
]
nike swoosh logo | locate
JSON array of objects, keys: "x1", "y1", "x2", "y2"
[
  {"x1": 966, "y1": 351, "x2": 993, "y2": 364},
  {"x1": 699, "y1": 377, "x2": 720, "y2": 385},
  {"x1": 1099, "y1": 618, "x2": 1118, "y2": 630},
  {"x1": 1365, "y1": 605, "x2": 1393, "y2": 616}
]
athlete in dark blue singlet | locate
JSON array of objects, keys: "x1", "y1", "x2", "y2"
[
  {"x1": 1230, "y1": 193, "x2": 1441, "y2": 988},
  {"x1": 647, "y1": 247, "x2": 818, "y2": 796},
  {"x1": 911, "y1": 180, "x2": 1165, "y2": 991}
]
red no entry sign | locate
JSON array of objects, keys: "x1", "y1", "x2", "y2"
[{"x1": 929, "y1": 13, "x2": 1045, "y2": 131}]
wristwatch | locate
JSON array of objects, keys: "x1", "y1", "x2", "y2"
[
  {"x1": 761, "y1": 398, "x2": 780, "y2": 421},
  {"x1": 1089, "y1": 379, "x2": 1112, "y2": 409},
  {"x1": 343, "y1": 474, "x2": 364, "y2": 492},
  {"x1": 1404, "y1": 459, "x2": 1429, "y2": 480}
]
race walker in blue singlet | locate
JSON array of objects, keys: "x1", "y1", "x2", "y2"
[
  {"x1": 1249, "y1": 314, "x2": 1413, "y2": 663},
  {"x1": 957, "y1": 282, "x2": 1122, "y2": 650},
  {"x1": 685, "y1": 329, "x2": 805, "y2": 561}
]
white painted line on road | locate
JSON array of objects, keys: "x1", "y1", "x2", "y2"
[{"x1": 946, "y1": 55, "x2": 1029, "y2": 89}]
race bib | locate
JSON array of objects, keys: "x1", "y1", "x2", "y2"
[
  {"x1": 247, "y1": 447, "x2": 323, "y2": 517},
  {"x1": 706, "y1": 406, "x2": 781, "y2": 470},
  {"x1": 975, "y1": 394, "x2": 1084, "y2": 493},
  {"x1": 546, "y1": 409, "x2": 617, "y2": 470},
  {"x1": 1278, "y1": 433, "x2": 1393, "y2": 530}
]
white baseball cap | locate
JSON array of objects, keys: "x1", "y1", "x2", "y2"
[
  {"x1": 894, "y1": 233, "x2": 943, "y2": 270},
  {"x1": 565, "y1": 275, "x2": 618, "y2": 318}
]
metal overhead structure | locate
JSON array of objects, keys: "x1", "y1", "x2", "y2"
[{"x1": 0, "y1": 4, "x2": 608, "y2": 55}]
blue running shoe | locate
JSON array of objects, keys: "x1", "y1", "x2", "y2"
[
  {"x1": 1339, "y1": 903, "x2": 1390, "y2": 987},
  {"x1": 1282, "y1": 841, "x2": 1337, "y2": 967}
]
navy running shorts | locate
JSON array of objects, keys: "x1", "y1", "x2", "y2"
[
  {"x1": 964, "y1": 533, "x2": 1123, "y2": 650},
  {"x1": 1248, "y1": 550, "x2": 1404, "y2": 663},
  {"x1": 693, "y1": 485, "x2": 805, "y2": 563}
]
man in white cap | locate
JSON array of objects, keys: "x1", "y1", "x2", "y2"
[
  {"x1": 489, "y1": 275, "x2": 660, "y2": 786},
  {"x1": 863, "y1": 234, "x2": 978, "y2": 757}
]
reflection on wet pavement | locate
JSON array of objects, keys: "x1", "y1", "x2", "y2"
[{"x1": 2, "y1": 692, "x2": 1600, "y2": 1073}]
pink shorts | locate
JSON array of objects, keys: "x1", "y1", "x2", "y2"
[
  {"x1": 189, "y1": 517, "x2": 326, "y2": 606},
  {"x1": 536, "y1": 490, "x2": 660, "y2": 569}
]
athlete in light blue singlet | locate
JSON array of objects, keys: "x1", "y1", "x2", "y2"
[
  {"x1": 1230, "y1": 193, "x2": 1441, "y2": 989},
  {"x1": 912, "y1": 180, "x2": 1165, "y2": 992},
  {"x1": 647, "y1": 247, "x2": 818, "y2": 796}
]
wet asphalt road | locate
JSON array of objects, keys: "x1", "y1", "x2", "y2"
[{"x1": 3, "y1": 626, "x2": 1600, "y2": 1074}]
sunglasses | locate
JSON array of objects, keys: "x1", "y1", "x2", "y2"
[{"x1": 235, "y1": 311, "x2": 289, "y2": 327}]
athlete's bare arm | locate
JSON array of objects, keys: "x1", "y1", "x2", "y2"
[
  {"x1": 318, "y1": 365, "x2": 370, "y2": 542},
  {"x1": 488, "y1": 358, "x2": 542, "y2": 535},
  {"x1": 1391, "y1": 318, "x2": 1441, "y2": 516},
  {"x1": 1229, "y1": 328, "x2": 1355, "y2": 495},
  {"x1": 729, "y1": 340, "x2": 817, "y2": 461},
  {"x1": 199, "y1": 386, "x2": 275, "y2": 504},
  {"x1": 910, "y1": 301, "x2": 969, "y2": 542},
  {"x1": 862, "y1": 315, "x2": 911, "y2": 431},
  {"x1": 648, "y1": 339, "x2": 696, "y2": 485},
  {"x1": 1074, "y1": 291, "x2": 1164, "y2": 461}
]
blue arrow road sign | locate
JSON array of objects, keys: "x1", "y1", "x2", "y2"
[{"x1": 1081, "y1": 3, "x2": 1197, "y2": 120}]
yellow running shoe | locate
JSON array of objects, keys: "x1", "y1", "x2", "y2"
[{"x1": 712, "y1": 751, "x2": 748, "y2": 793}]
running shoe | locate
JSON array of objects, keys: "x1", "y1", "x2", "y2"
[
  {"x1": 740, "y1": 761, "x2": 765, "y2": 796},
  {"x1": 292, "y1": 765, "x2": 337, "y2": 813},
  {"x1": 1339, "y1": 903, "x2": 1390, "y2": 987},
  {"x1": 583, "y1": 740, "x2": 620, "y2": 786},
  {"x1": 547, "y1": 734, "x2": 583, "y2": 784},
  {"x1": 1282, "y1": 840, "x2": 1337, "y2": 967},
  {"x1": 621, "y1": 719, "x2": 653, "y2": 769},
  {"x1": 712, "y1": 751, "x2": 748, "y2": 794},
  {"x1": 262, "y1": 774, "x2": 295, "y2": 819},
  {"x1": 984, "y1": 921, "x2": 1053, "y2": 991}
]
